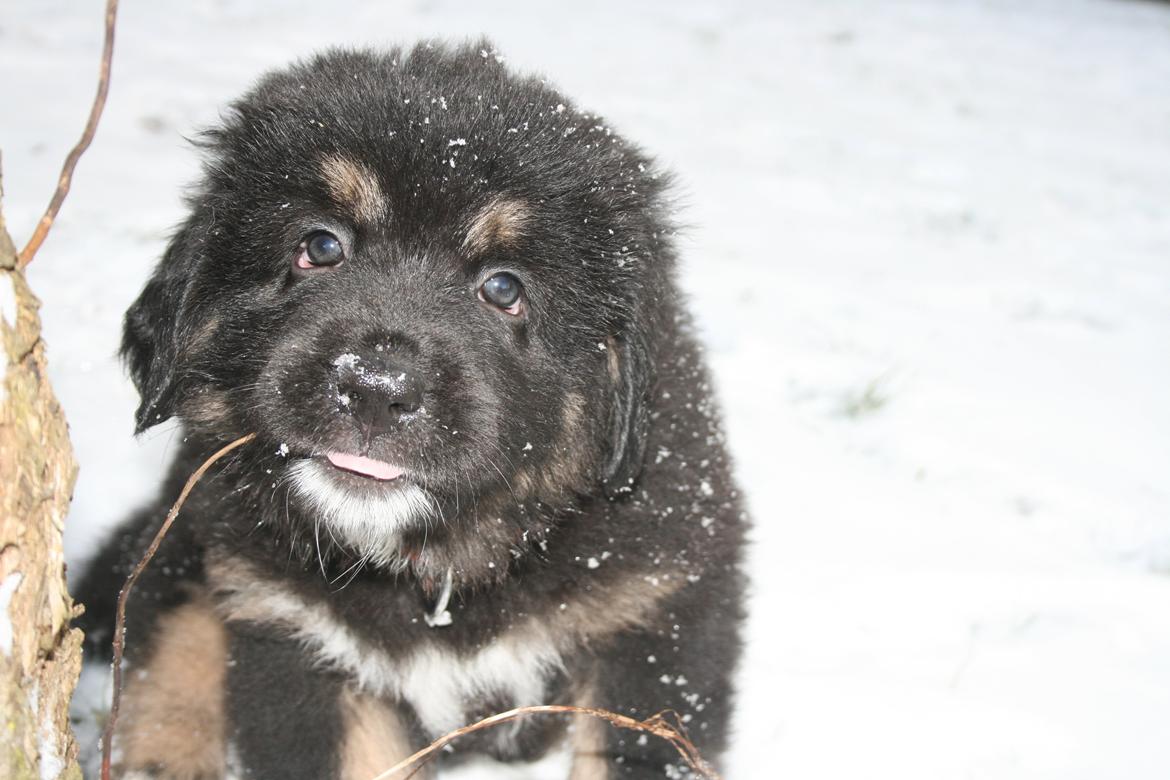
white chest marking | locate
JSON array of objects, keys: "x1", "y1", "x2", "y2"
[{"x1": 217, "y1": 582, "x2": 563, "y2": 737}]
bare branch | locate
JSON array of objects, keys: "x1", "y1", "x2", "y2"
[
  {"x1": 99, "y1": 432, "x2": 256, "y2": 780},
  {"x1": 18, "y1": 0, "x2": 119, "y2": 268},
  {"x1": 367, "y1": 705, "x2": 722, "y2": 780}
]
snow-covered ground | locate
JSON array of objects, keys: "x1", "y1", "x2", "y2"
[{"x1": 3, "y1": 0, "x2": 1169, "y2": 777}]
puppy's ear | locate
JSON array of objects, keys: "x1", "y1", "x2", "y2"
[
  {"x1": 602, "y1": 334, "x2": 652, "y2": 499},
  {"x1": 121, "y1": 225, "x2": 197, "y2": 433}
]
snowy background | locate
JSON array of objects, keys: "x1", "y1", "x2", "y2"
[{"x1": 2, "y1": 0, "x2": 1169, "y2": 777}]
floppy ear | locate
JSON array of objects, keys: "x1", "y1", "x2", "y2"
[
  {"x1": 121, "y1": 227, "x2": 197, "y2": 433},
  {"x1": 602, "y1": 333, "x2": 652, "y2": 499}
]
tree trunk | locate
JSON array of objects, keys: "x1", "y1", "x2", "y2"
[{"x1": 0, "y1": 169, "x2": 83, "y2": 779}]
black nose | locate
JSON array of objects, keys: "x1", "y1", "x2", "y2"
[{"x1": 333, "y1": 349, "x2": 425, "y2": 434}]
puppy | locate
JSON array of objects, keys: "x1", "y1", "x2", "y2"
[{"x1": 79, "y1": 41, "x2": 747, "y2": 779}]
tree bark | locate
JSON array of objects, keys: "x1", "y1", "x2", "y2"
[{"x1": 0, "y1": 169, "x2": 83, "y2": 779}]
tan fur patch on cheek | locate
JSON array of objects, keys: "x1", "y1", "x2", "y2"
[
  {"x1": 180, "y1": 388, "x2": 232, "y2": 428},
  {"x1": 340, "y1": 688, "x2": 416, "y2": 780},
  {"x1": 535, "y1": 391, "x2": 590, "y2": 499},
  {"x1": 563, "y1": 391, "x2": 585, "y2": 434},
  {"x1": 507, "y1": 392, "x2": 588, "y2": 503},
  {"x1": 320, "y1": 154, "x2": 387, "y2": 224},
  {"x1": 186, "y1": 313, "x2": 223, "y2": 355},
  {"x1": 463, "y1": 196, "x2": 531, "y2": 255},
  {"x1": 118, "y1": 596, "x2": 227, "y2": 778},
  {"x1": 512, "y1": 468, "x2": 535, "y2": 498},
  {"x1": 605, "y1": 337, "x2": 621, "y2": 383}
]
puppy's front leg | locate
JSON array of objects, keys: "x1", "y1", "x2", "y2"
[
  {"x1": 570, "y1": 621, "x2": 737, "y2": 778},
  {"x1": 115, "y1": 596, "x2": 230, "y2": 780},
  {"x1": 227, "y1": 625, "x2": 423, "y2": 780},
  {"x1": 226, "y1": 625, "x2": 345, "y2": 779}
]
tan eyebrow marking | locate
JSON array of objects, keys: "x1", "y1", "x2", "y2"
[
  {"x1": 319, "y1": 154, "x2": 387, "y2": 224},
  {"x1": 463, "y1": 196, "x2": 531, "y2": 255}
]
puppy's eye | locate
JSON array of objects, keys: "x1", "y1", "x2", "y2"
[
  {"x1": 294, "y1": 231, "x2": 345, "y2": 271},
  {"x1": 479, "y1": 272, "x2": 524, "y2": 315}
]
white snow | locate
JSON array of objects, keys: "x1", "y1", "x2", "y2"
[
  {"x1": 332, "y1": 352, "x2": 361, "y2": 370},
  {"x1": 1, "y1": 1, "x2": 1168, "y2": 779},
  {"x1": 0, "y1": 272, "x2": 18, "y2": 329},
  {"x1": 0, "y1": 572, "x2": 23, "y2": 657},
  {"x1": 37, "y1": 689, "x2": 66, "y2": 780}
]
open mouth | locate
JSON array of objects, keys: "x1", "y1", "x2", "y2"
[{"x1": 324, "y1": 451, "x2": 405, "y2": 481}]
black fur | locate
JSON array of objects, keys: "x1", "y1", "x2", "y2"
[{"x1": 79, "y1": 41, "x2": 747, "y2": 779}]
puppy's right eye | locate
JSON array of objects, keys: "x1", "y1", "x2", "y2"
[{"x1": 294, "y1": 231, "x2": 345, "y2": 271}]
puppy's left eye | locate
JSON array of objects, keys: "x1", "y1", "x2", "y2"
[
  {"x1": 479, "y1": 272, "x2": 524, "y2": 315},
  {"x1": 294, "y1": 231, "x2": 345, "y2": 271}
]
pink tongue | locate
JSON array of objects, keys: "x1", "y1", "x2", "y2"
[{"x1": 326, "y1": 452, "x2": 404, "y2": 481}]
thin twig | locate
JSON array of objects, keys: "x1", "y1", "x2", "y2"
[
  {"x1": 18, "y1": 0, "x2": 119, "y2": 268},
  {"x1": 99, "y1": 432, "x2": 256, "y2": 780},
  {"x1": 367, "y1": 704, "x2": 722, "y2": 780}
]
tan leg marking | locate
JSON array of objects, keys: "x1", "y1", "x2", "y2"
[
  {"x1": 340, "y1": 688, "x2": 416, "y2": 780},
  {"x1": 118, "y1": 596, "x2": 227, "y2": 779},
  {"x1": 569, "y1": 680, "x2": 608, "y2": 780},
  {"x1": 320, "y1": 154, "x2": 387, "y2": 224},
  {"x1": 463, "y1": 196, "x2": 530, "y2": 255},
  {"x1": 552, "y1": 571, "x2": 683, "y2": 643}
]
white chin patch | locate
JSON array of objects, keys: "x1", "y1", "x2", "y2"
[{"x1": 287, "y1": 458, "x2": 434, "y2": 568}]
